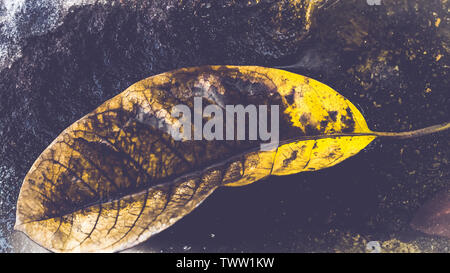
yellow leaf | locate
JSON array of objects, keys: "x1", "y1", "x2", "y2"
[{"x1": 15, "y1": 66, "x2": 450, "y2": 252}]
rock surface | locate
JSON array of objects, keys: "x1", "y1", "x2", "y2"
[{"x1": 1, "y1": 0, "x2": 449, "y2": 252}]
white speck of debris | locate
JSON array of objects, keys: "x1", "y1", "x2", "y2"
[{"x1": 183, "y1": 245, "x2": 191, "y2": 251}]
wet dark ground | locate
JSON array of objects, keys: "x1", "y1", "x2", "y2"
[{"x1": 1, "y1": 0, "x2": 449, "y2": 252}]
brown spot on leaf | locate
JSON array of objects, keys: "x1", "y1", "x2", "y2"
[
  {"x1": 300, "y1": 113, "x2": 310, "y2": 124},
  {"x1": 328, "y1": 111, "x2": 338, "y2": 122},
  {"x1": 285, "y1": 88, "x2": 295, "y2": 105},
  {"x1": 340, "y1": 107, "x2": 355, "y2": 133},
  {"x1": 320, "y1": 119, "x2": 329, "y2": 131},
  {"x1": 305, "y1": 124, "x2": 320, "y2": 135},
  {"x1": 282, "y1": 150, "x2": 298, "y2": 167}
]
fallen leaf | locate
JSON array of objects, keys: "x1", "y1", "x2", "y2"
[{"x1": 15, "y1": 66, "x2": 450, "y2": 252}]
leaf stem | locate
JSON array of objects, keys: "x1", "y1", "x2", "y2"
[{"x1": 371, "y1": 122, "x2": 450, "y2": 139}]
